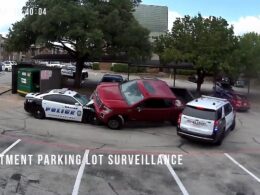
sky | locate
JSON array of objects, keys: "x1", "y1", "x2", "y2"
[
  {"x1": 0, "y1": 0, "x2": 260, "y2": 37},
  {"x1": 143, "y1": 0, "x2": 260, "y2": 35}
]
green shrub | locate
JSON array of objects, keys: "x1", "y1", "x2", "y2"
[
  {"x1": 92, "y1": 62, "x2": 100, "y2": 70},
  {"x1": 176, "y1": 69, "x2": 196, "y2": 75},
  {"x1": 129, "y1": 67, "x2": 146, "y2": 73},
  {"x1": 112, "y1": 63, "x2": 146, "y2": 73},
  {"x1": 112, "y1": 63, "x2": 128, "y2": 73}
]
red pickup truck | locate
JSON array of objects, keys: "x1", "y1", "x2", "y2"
[{"x1": 92, "y1": 79, "x2": 184, "y2": 129}]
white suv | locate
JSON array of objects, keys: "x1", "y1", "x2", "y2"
[
  {"x1": 2, "y1": 61, "x2": 13, "y2": 71},
  {"x1": 177, "y1": 95, "x2": 236, "y2": 145}
]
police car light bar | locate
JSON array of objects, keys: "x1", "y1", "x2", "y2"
[
  {"x1": 51, "y1": 88, "x2": 69, "y2": 94},
  {"x1": 201, "y1": 95, "x2": 228, "y2": 102}
]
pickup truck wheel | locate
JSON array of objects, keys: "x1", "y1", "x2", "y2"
[
  {"x1": 170, "y1": 119, "x2": 177, "y2": 126},
  {"x1": 33, "y1": 107, "x2": 45, "y2": 119},
  {"x1": 107, "y1": 117, "x2": 122, "y2": 130}
]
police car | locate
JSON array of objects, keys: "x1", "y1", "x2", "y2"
[
  {"x1": 177, "y1": 96, "x2": 236, "y2": 145},
  {"x1": 24, "y1": 89, "x2": 95, "y2": 123}
]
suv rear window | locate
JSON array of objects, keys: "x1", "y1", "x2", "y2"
[{"x1": 183, "y1": 106, "x2": 216, "y2": 120}]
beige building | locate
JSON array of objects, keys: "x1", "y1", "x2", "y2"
[
  {"x1": 134, "y1": 4, "x2": 168, "y2": 41},
  {"x1": 0, "y1": 34, "x2": 23, "y2": 61},
  {"x1": 0, "y1": 35, "x2": 67, "y2": 62},
  {"x1": 0, "y1": 34, "x2": 7, "y2": 61}
]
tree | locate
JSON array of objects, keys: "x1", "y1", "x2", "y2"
[
  {"x1": 154, "y1": 14, "x2": 237, "y2": 93},
  {"x1": 6, "y1": 0, "x2": 151, "y2": 87},
  {"x1": 233, "y1": 32, "x2": 260, "y2": 93}
]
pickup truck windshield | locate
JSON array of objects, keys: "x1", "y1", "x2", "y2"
[{"x1": 120, "y1": 81, "x2": 144, "y2": 105}]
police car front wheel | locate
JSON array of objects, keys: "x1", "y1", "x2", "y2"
[{"x1": 33, "y1": 107, "x2": 45, "y2": 119}]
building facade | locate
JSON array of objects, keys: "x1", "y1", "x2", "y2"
[
  {"x1": 133, "y1": 4, "x2": 168, "y2": 41},
  {"x1": 0, "y1": 34, "x2": 7, "y2": 61}
]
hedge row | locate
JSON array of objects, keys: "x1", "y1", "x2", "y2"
[
  {"x1": 176, "y1": 69, "x2": 196, "y2": 75},
  {"x1": 111, "y1": 63, "x2": 146, "y2": 73},
  {"x1": 92, "y1": 62, "x2": 100, "y2": 70}
]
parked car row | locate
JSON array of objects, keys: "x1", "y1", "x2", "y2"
[
  {"x1": 24, "y1": 75, "x2": 243, "y2": 146},
  {"x1": 0, "y1": 61, "x2": 17, "y2": 71}
]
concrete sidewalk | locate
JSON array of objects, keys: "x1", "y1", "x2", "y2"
[
  {"x1": 0, "y1": 72, "x2": 12, "y2": 94},
  {"x1": 0, "y1": 84, "x2": 11, "y2": 94}
]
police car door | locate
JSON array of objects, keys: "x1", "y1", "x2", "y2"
[
  {"x1": 42, "y1": 94, "x2": 65, "y2": 120},
  {"x1": 57, "y1": 95, "x2": 83, "y2": 122},
  {"x1": 224, "y1": 103, "x2": 234, "y2": 130}
]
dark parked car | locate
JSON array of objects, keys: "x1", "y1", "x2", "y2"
[
  {"x1": 188, "y1": 75, "x2": 198, "y2": 83},
  {"x1": 213, "y1": 82, "x2": 233, "y2": 93},
  {"x1": 92, "y1": 79, "x2": 184, "y2": 129},
  {"x1": 170, "y1": 87, "x2": 194, "y2": 105},
  {"x1": 234, "y1": 78, "x2": 248, "y2": 88},
  {"x1": 214, "y1": 91, "x2": 250, "y2": 111},
  {"x1": 99, "y1": 74, "x2": 125, "y2": 84},
  {"x1": 0, "y1": 62, "x2": 4, "y2": 71}
]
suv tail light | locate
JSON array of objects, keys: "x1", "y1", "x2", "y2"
[{"x1": 214, "y1": 120, "x2": 220, "y2": 131}]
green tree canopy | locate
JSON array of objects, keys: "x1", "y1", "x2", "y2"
[
  {"x1": 236, "y1": 32, "x2": 260, "y2": 77},
  {"x1": 6, "y1": 0, "x2": 151, "y2": 87},
  {"x1": 154, "y1": 14, "x2": 237, "y2": 92},
  {"x1": 229, "y1": 32, "x2": 260, "y2": 93}
]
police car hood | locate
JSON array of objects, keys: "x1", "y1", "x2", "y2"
[
  {"x1": 97, "y1": 83, "x2": 128, "y2": 108},
  {"x1": 25, "y1": 93, "x2": 41, "y2": 99}
]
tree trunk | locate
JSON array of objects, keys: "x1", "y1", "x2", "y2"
[
  {"x1": 196, "y1": 69, "x2": 205, "y2": 95},
  {"x1": 196, "y1": 82, "x2": 202, "y2": 95},
  {"x1": 74, "y1": 59, "x2": 84, "y2": 88},
  {"x1": 247, "y1": 78, "x2": 251, "y2": 95},
  {"x1": 212, "y1": 61, "x2": 218, "y2": 94}
]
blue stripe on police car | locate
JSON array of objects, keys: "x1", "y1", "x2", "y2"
[{"x1": 45, "y1": 107, "x2": 76, "y2": 115}]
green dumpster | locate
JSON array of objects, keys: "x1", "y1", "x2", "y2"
[{"x1": 17, "y1": 68, "x2": 40, "y2": 95}]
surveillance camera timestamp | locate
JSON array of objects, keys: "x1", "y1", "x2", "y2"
[{"x1": 24, "y1": 7, "x2": 47, "y2": 16}]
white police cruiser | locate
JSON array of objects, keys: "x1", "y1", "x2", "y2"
[
  {"x1": 177, "y1": 95, "x2": 236, "y2": 145},
  {"x1": 24, "y1": 88, "x2": 95, "y2": 123}
]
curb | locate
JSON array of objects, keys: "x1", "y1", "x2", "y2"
[{"x1": 0, "y1": 89, "x2": 12, "y2": 95}]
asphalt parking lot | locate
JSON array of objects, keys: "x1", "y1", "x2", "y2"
[{"x1": 0, "y1": 71, "x2": 259, "y2": 195}]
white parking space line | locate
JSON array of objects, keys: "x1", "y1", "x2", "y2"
[
  {"x1": 162, "y1": 155, "x2": 190, "y2": 195},
  {"x1": 72, "y1": 149, "x2": 90, "y2": 195},
  {"x1": 0, "y1": 139, "x2": 21, "y2": 156},
  {"x1": 224, "y1": 153, "x2": 260, "y2": 183}
]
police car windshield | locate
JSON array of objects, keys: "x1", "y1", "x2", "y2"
[{"x1": 74, "y1": 94, "x2": 88, "y2": 105}]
